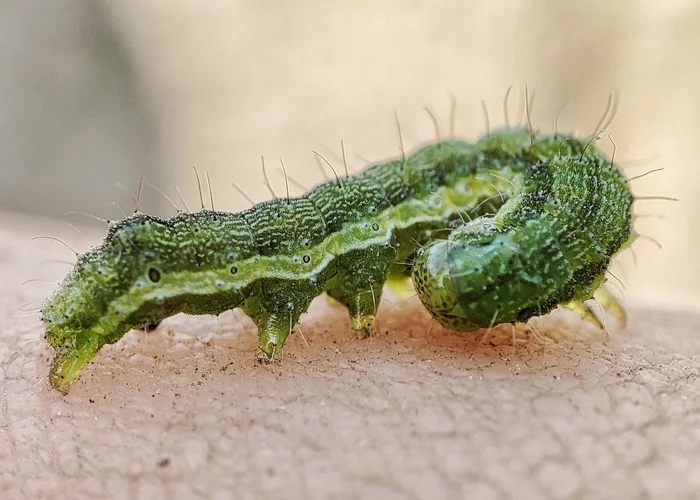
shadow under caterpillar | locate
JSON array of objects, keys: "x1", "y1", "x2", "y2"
[{"x1": 42, "y1": 127, "x2": 634, "y2": 394}]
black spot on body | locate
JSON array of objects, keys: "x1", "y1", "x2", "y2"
[{"x1": 148, "y1": 268, "x2": 161, "y2": 283}]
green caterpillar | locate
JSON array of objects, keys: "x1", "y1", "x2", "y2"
[{"x1": 42, "y1": 127, "x2": 634, "y2": 394}]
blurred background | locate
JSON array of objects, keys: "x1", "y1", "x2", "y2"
[{"x1": 1, "y1": 0, "x2": 698, "y2": 309}]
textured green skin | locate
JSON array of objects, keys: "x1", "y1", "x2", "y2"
[
  {"x1": 42, "y1": 128, "x2": 632, "y2": 394},
  {"x1": 412, "y1": 132, "x2": 634, "y2": 331}
]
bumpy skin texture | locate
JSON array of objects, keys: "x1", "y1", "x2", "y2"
[
  {"x1": 42, "y1": 128, "x2": 632, "y2": 394},
  {"x1": 412, "y1": 131, "x2": 634, "y2": 331}
]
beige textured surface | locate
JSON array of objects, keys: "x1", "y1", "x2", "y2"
[{"x1": 2, "y1": 214, "x2": 700, "y2": 499}]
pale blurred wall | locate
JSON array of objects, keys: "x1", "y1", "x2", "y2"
[
  {"x1": 0, "y1": 0, "x2": 158, "y2": 217},
  {"x1": 3, "y1": 1, "x2": 700, "y2": 307}
]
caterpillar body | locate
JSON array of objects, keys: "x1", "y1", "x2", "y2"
[{"x1": 42, "y1": 127, "x2": 634, "y2": 394}]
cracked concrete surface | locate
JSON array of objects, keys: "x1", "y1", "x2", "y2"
[{"x1": 1, "y1": 213, "x2": 699, "y2": 499}]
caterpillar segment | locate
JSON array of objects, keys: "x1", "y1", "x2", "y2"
[
  {"x1": 42, "y1": 128, "x2": 633, "y2": 394},
  {"x1": 411, "y1": 134, "x2": 633, "y2": 334}
]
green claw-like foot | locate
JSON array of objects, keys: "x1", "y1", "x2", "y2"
[
  {"x1": 242, "y1": 279, "x2": 321, "y2": 361},
  {"x1": 350, "y1": 312, "x2": 377, "y2": 338},
  {"x1": 325, "y1": 289, "x2": 378, "y2": 337},
  {"x1": 325, "y1": 244, "x2": 395, "y2": 339},
  {"x1": 562, "y1": 301, "x2": 606, "y2": 330},
  {"x1": 562, "y1": 285, "x2": 626, "y2": 331},
  {"x1": 245, "y1": 305, "x2": 304, "y2": 362},
  {"x1": 255, "y1": 318, "x2": 289, "y2": 361},
  {"x1": 593, "y1": 286, "x2": 628, "y2": 327},
  {"x1": 345, "y1": 287, "x2": 381, "y2": 338},
  {"x1": 328, "y1": 285, "x2": 382, "y2": 338}
]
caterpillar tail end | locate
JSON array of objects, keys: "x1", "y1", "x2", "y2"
[{"x1": 46, "y1": 329, "x2": 103, "y2": 395}]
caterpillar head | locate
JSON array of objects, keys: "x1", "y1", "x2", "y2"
[{"x1": 411, "y1": 220, "x2": 524, "y2": 332}]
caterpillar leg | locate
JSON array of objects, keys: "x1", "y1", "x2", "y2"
[
  {"x1": 241, "y1": 280, "x2": 321, "y2": 360},
  {"x1": 325, "y1": 244, "x2": 396, "y2": 337},
  {"x1": 342, "y1": 286, "x2": 381, "y2": 336},
  {"x1": 593, "y1": 286, "x2": 628, "y2": 327},
  {"x1": 561, "y1": 301, "x2": 606, "y2": 330},
  {"x1": 250, "y1": 310, "x2": 300, "y2": 362},
  {"x1": 561, "y1": 285, "x2": 627, "y2": 331}
]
